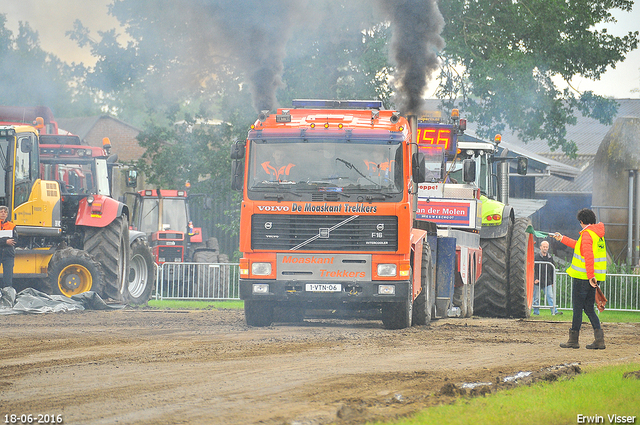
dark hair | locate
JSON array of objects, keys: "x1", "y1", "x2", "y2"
[{"x1": 577, "y1": 208, "x2": 597, "y2": 225}]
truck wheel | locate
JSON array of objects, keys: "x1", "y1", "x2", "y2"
[
  {"x1": 48, "y1": 248, "x2": 105, "y2": 298},
  {"x1": 507, "y1": 217, "x2": 535, "y2": 318},
  {"x1": 126, "y1": 239, "x2": 155, "y2": 304},
  {"x1": 244, "y1": 300, "x2": 274, "y2": 327},
  {"x1": 413, "y1": 243, "x2": 434, "y2": 326},
  {"x1": 465, "y1": 281, "x2": 475, "y2": 318},
  {"x1": 453, "y1": 271, "x2": 467, "y2": 318},
  {"x1": 382, "y1": 280, "x2": 413, "y2": 330},
  {"x1": 474, "y1": 220, "x2": 512, "y2": 317},
  {"x1": 83, "y1": 215, "x2": 130, "y2": 301}
]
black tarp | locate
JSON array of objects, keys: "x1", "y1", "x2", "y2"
[{"x1": 0, "y1": 287, "x2": 125, "y2": 314}]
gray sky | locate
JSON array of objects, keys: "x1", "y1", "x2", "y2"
[{"x1": 2, "y1": 0, "x2": 639, "y2": 99}]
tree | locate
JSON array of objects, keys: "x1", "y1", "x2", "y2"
[
  {"x1": 0, "y1": 14, "x2": 98, "y2": 118},
  {"x1": 437, "y1": 0, "x2": 639, "y2": 155}
]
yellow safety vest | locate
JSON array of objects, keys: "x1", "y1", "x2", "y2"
[{"x1": 566, "y1": 229, "x2": 607, "y2": 280}]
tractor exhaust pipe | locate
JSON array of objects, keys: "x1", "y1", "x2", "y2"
[{"x1": 409, "y1": 114, "x2": 418, "y2": 220}]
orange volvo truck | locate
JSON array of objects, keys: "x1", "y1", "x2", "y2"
[{"x1": 231, "y1": 100, "x2": 482, "y2": 328}]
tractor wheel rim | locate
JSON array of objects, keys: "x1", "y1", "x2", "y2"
[{"x1": 128, "y1": 253, "x2": 148, "y2": 298}]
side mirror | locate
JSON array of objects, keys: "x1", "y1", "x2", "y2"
[
  {"x1": 231, "y1": 140, "x2": 246, "y2": 159},
  {"x1": 517, "y1": 157, "x2": 528, "y2": 175},
  {"x1": 21, "y1": 139, "x2": 33, "y2": 153},
  {"x1": 463, "y1": 159, "x2": 476, "y2": 183},
  {"x1": 126, "y1": 170, "x2": 138, "y2": 187},
  {"x1": 412, "y1": 153, "x2": 425, "y2": 184},
  {"x1": 231, "y1": 159, "x2": 244, "y2": 191}
]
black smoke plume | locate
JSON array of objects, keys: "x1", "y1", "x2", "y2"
[
  {"x1": 379, "y1": 0, "x2": 445, "y2": 115},
  {"x1": 200, "y1": 0, "x2": 306, "y2": 112}
]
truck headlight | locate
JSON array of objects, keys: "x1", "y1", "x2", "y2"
[
  {"x1": 378, "y1": 284, "x2": 396, "y2": 295},
  {"x1": 377, "y1": 264, "x2": 397, "y2": 277},
  {"x1": 251, "y1": 262, "x2": 272, "y2": 276}
]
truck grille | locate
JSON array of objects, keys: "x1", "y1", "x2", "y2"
[{"x1": 251, "y1": 214, "x2": 398, "y2": 252}]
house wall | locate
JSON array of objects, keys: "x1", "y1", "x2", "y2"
[
  {"x1": 533, "y1": 192, "x2": 592, "y2": 263},
  {"x1": 82, "y1": 117, "x2": 144, "y2": 162}
]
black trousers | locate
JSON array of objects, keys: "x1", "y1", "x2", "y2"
[
  {"x1": 0, "y1": 253, "x2": 14, "y2": 288},
  {"x1": 571, "y1": 277, "x2": 601, "y2": 331}
]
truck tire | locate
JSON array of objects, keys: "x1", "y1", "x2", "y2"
[
  {"x1": 83, "y1": 215, "x2": 130, "y2": 301},
  {"x1": 48, "y1": 248, "x2": 105, "y2": 298},
  {"x1": 474, "y1": 219, "x2": 513, "y2": 318},
  {"x1": 126, "y1": 238, "x2": 155, "y2": 304},
  {"x1": 244, "y1": 300, "x2": 274, "y2": 327},
  {"x1": 413, "y1": 243, "x2": 435, "y2": 326},
  {"x1": 464, "y1": 280, "x2": 475, "y2": 318},
  {"x1": 507, "y1": 217, "x2": 535, "y2": 318},
  {"x1": 382, "y1": 279, "x2": 413, "y2": 329}
]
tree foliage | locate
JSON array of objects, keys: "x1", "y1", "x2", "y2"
[
  {"x1": 0, "y1": 14, "x2": 97, "y2": 118},
  {"x1": 437, "y1": 0, "x2": 639, "y2": 155}
]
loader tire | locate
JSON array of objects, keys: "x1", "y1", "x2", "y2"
[
  {"x1": 413, "y1": 242, "x2": 435, "y2": 326},
  {"x1": 83, "y1": 215, "x2": 130, "y2": 301},
  {"x1": 126, "y1": 238, "x2": 155, "y2": 304},
  {"x1": 48, "y1": 248, "x2": 105, "y2": 298},
  {"x1": 507, "y1": 217, "x2": 535, "y2": 318},
  {"x1": 474, "y1": 220, "x2": 512, "y2": 318}
]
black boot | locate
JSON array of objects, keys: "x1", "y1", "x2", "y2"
[
  {"x1": 560, "y1": 329, "x2": 580, "y2": 349},
  {"x1": 586, "y1": 328, "x2": 605, "y2": 349}
]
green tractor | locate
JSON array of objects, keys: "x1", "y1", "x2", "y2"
[{"x1": 450, "y1": 135, "x2": 535, "y2": 318}]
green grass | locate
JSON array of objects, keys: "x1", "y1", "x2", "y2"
[
  {"x1": 528, "y1": 308, "x2": 640, "y2": 323},
  {"x1": 368, "y1": 363, "x2": 640, "y2": 425},
  {"x1": 146, "y1": 299, "x2": 244, "y2": 310}
]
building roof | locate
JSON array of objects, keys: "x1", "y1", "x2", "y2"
[
  {"x1": 57, "y1": 115, "x2": 141, "y2": 141},
  {"x1": 424, "y1": 98, "x2": 640, "y2": 194}
]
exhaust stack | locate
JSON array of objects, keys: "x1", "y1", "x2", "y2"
[{"x1": 409, "y1": 114, "x2": 418, "y2": 220}]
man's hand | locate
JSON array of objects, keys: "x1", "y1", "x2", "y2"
[
  {"x1": 553, "y1": 232, "x2": 563, "y2": 241},
  {"x1": 589, "y1": 277, "x2": 597, "y2": 288},
  {"x1": 6, "y1": 238, "x2": 15, "y2": 246}
]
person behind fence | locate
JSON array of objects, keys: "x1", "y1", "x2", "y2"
[
  {"x1": 533, "y1": 240, "x2": 561, "y2": 315},
  {"x1": 553, "y1": 208, "x2": 606, "y2": 350},
  {"x1": 0, "y1": 205, "x2": 17, "y2": 289}
]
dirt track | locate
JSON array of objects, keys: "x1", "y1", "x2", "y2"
[{"x1": 1, "y1": 308, "x2": 639, "y2": 425}]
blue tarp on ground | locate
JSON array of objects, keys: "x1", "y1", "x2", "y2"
[{"x1": 0, "y1": 287, "x2": 124, "y2": 314}]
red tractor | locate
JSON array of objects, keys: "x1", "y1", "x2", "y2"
[
  {"x1": 126, "y1": 189, "x2": 219, "y2": 265},
  {"x1": 38, "y1": 135, "x2": 156, "y2": 303}
]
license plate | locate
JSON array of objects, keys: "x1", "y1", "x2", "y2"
[{"x1": 306, "y1": 283, "x2": 342, "y2": 292}]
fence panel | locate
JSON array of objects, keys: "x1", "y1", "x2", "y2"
[
  {"x1": 155, "y1": 262, "x2": 241, "y2": 300},
  {"x1": 555, "y1": 271, "x2": 640, "y2": 312}
]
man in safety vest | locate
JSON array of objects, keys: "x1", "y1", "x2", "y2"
[{"x1": 553, "y1": 208, "x2": 606, "y2": 349}]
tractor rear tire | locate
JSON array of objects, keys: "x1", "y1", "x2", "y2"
[
  {"x1": 474, "y1": 220, "x2": 513, "y2": 318},
  {"x1": 83, "y1": 215, "x2": 130, "y2": 301},
  {"x1": 413, "y1": 243, "x2": 435, "y2": 326},
  {"x1": 507, "y1": 217, "x2": 535, "y2": 318},
  {"x1": 126, "y1": 238, "x2": 155, "y2": 304},
  {"x1": 48, "y1": 248, "x2": 105, "y2": 298}
]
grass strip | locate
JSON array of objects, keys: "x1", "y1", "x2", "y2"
[
  {"x1": 528, "y1": 309, "x2": 640, "y2": 323},
  {"x1": 369, "y1": 363, "x2": 640, "y2": 425},
  {"x1": 146, "y1": 299, "x2": 244, "y2": 310}
]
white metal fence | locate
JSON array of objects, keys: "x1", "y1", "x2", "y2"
[
  {"x1": 151, "y1": 261, "x2": 640, "y2": 312},
  {"x1": 537, "y1": 261, "x2": 640, "y2": 312},
  {"x1": 154, "y1": 262, "x2": 241, "y2": 300}
]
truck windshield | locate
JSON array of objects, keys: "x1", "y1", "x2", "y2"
[
  {"x1": 248, "y1": 140, "x2": 403, "y2": 193},
  {"x1": 139, "y1": 198, "x2": 188, "y2": 233}
]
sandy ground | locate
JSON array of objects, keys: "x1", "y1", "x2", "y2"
[{"x1": 1, "y1": 308, "x2": 639, "y2": 425}]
